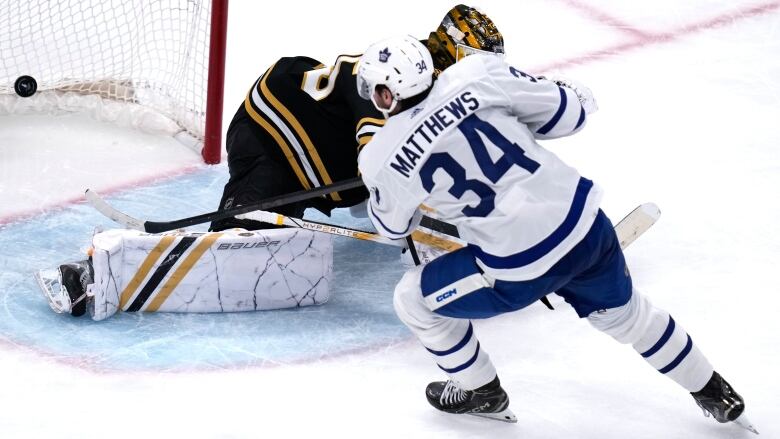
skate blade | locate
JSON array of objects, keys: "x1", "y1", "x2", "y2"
[
  {"x1": 734, "y1": 413, "x2": 759, "y2": 435},
  {"x1": 468, "y1": 408, "x2": 517, "y2": 423}
]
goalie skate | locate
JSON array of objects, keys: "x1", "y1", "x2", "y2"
[{"x1": 34, "y1": 260, "x2": 93, "y2": 317}]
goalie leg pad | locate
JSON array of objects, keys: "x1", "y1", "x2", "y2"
[{"x1": 89, "y1": 228, "x2": 333, "y2": 320}]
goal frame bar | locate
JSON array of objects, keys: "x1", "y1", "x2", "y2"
[{"x1": 203, "y1": 0, "x2": 229, "y2": 164}]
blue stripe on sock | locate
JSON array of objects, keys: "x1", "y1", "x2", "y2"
[
  {"x1": 659, "y1": 334, "x2": 693, "y2": 374},
  {"x1": 641, "y1": 316, "x2": 675, "y2": 358},
  {"x1": 426, "y1": 323, "x2": 473, "y2": 356},
  {"x1": 438, "y1": 342, "x2": 480, "y2": 374}
]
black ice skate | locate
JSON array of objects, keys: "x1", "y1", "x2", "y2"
[
  {"x1": 425, "y1": 376, "x2": 517, "y2": 423},
  {"x1": 691, "y1": 371, "x2": 758, "y2": 434},
  {"x1": 34, "y1": 259, "x2": 94, "y2": 317}
]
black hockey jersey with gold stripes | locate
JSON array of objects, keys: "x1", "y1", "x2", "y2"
[{"x1": 243, "y1": 54, "x2": 385, "y2": 208}]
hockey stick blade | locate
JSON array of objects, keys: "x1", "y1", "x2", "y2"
[
  {"x1": 85, "y1": 189, "x2": 146, "y2": 231},
  {"x1": 614, "y1": 202, "x2": 661, "y2": 250}
]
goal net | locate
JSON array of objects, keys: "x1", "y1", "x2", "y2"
[{"x1": 0, "y1": 0, "x2": 227, "y2": 163}]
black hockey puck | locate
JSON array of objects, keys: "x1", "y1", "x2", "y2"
[{"x1": 14, "y1": 75, "x2": 38, "y2": 97}]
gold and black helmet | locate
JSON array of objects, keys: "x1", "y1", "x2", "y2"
[{"x1": 427, "y1": 4, "x2": 504, "y2": 73}]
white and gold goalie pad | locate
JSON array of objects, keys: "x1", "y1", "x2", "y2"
[{"x1": 88, "y1": 228, "x2": 333, "y2": 321}]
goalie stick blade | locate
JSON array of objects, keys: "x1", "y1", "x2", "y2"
[
  {"x1": 614, "y1": 202, "x2": 661, "y2": 250},
  {"x1": 85, "y1": 189, "x2": 145, "y2": 231}
]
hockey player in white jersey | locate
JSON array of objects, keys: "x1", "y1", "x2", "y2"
[{"x1": 355, "y1": 35, "x2": 756, "y2": 432}]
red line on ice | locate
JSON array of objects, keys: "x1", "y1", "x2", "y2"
[
  {"x1": 0, "y1": 164, "x2": 203, "y2": 227},
  {"x1": 538, "y1": 0, "x2": 780, "y2": 72},
  {"x1": 555, "y1": 0, "x2": 652, "y2": 39},
  {"x1": 0, "y1": 332, "x2": 419, "y2": 375}
]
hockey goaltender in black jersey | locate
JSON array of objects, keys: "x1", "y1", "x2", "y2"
[{"x1": 211, "y1": 55, "x2": 385, "y2": 231}]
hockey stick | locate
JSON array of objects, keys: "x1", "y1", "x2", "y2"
[
  {"x1": 237, "y1": 202, "x2": 661, "y2": 254},
  {"x1": 614, "y1": 202, "x2": 661, "y2": 250},
  {"x1": 85, "y1": 177, "x2": 364, "y2": 233},
  {"x1": 539, "y1": 202, "x2": 661, "y2": 311},
  {"x1": 236, "y1": 210, "x2": 465, "y2": 251},
  {"x1": 85, "y1": 178, "x2": 458, "y2": 236}
]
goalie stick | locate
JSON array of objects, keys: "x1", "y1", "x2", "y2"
[
  {"x1": 85, "y1": 177, "x2": 365, "y2": 233},
  {"x1": 84, "y1": 178, "x2": 458, "y2": 236}
]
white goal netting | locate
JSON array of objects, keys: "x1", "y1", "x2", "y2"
[{"x1": 0, "y1": 0, "x2": 224, "y2": 157}]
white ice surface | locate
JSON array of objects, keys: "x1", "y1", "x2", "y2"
[{"x1": 0, "y1": 1, "x2": 779, "y2": 438}]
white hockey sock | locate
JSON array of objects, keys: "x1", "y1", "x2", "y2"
[
  {"x1": 393, "y1": 268, "x2": 497, "y2": 390},
  {"x1": 420, "y1": 319, "x2": 496, "y2": 390},
  {"x1": 588, "y1": 289, "x2": 713, "y2": 392}
]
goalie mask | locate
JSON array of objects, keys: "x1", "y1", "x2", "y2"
[{"x1": 426, "y1": 4, "x2": 505, "y2": 73}]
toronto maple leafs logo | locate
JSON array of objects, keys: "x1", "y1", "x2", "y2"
[{"x1": 378, "y1": 47, "x2": 391, "y2": 63}]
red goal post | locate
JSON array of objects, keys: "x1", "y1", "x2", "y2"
[{"x1": 0, "y1": 0, "x2": 229, "y2": 164}]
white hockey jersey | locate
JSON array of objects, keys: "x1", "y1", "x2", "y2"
[{"x1": 359, "y1": 54, "x2": 603, "y2": 281}]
